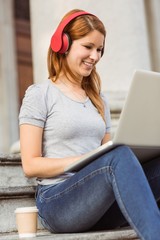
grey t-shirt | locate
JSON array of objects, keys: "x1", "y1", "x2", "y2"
[{"x1": 19, "y1": 79, "x2": 111, "y2": 185}]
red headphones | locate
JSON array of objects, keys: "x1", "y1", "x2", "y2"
[{"x1": 50, "y1": 11, "x2": 94, "y2": 54}]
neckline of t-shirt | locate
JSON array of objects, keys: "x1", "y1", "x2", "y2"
[{"x1": 48, "y1": 79, "x2": 90, "y2": 105}]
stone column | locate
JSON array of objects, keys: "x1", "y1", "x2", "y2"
[
  {"x1": 0, "y1": 0, "x2": 19, "y2": 153},
  {"x1": 145, "y1": 0, "x2": 160, "y2": 72}
]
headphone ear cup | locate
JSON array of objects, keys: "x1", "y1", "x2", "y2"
[
  {"x1": 50, "y1": 11, "x2": 93, "y2": 53},
  {"x1": 59, "y1": 33, "x2": 71, "y2": 54}
]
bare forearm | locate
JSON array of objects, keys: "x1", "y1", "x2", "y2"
[{"x1": 22, "y1": 155, "x2": 82, "y2": 178}]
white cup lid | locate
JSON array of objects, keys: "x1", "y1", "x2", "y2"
[{"x1": 15, "y1": 206, "x2": 38, "y2": 213}]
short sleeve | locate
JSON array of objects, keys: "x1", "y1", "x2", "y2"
[
  {"x1": 101, "y1": 93, "x2": 112, "y2": 133},
  {"x1": 19, "y1": 84, "x2": 48, "y2": 128}
]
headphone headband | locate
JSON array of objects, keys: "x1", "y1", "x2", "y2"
[{"x1": 50, "y1": 11, "x2": 94, "y2": 53}]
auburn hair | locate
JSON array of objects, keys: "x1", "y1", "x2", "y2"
[{"x1": 47, "y1": 9, "x2": 106, "y2": 122}]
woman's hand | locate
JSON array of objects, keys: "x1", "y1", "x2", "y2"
[{"x1": 101, "y1": 133, "x2": 111, "y2": 145}]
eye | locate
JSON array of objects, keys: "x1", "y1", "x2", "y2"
[
  {"x1": 97, "y1": 48, "x2": 103, "y2": 53},
  {"x1": 83, "y1": 45, "x2": 92, "y2": 49}
]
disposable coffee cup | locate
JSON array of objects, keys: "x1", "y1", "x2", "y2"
[{"x1": 15, "y1": 206, "x2": 38, "y2": 238}]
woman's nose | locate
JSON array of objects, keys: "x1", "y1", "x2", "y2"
[{"x1": 90, "y1": 50, "x2": 100, "y2": 61}]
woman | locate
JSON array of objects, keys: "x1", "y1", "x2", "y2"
[{"x1": 19, "y1": 9, "x2": 160, "y2": 239}]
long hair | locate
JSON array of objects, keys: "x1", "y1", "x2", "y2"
[{"x1": 47, "y1": 9, "x2": 106, "y2": 122}]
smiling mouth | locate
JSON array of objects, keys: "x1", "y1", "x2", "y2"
[{"x1": 83, "y1": 61, "x2": 94, "y2": 68}]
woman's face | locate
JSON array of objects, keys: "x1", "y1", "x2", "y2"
[{"x1": 66, "y1": 30, "x2": 104, "y2": 80}]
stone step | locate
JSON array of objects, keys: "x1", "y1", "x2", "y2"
[
  {"x1": 0, "y1": 186, "x2": 35, "y2": 199},
  {"x1": 0, "y1": 153, "x2": 36, "y2": 188},
  {"x1": 0, "y1": 185, "x2": 38, "y2": 233},
  {"x1": 1, "y1": 195, "x2": 38, "y2": 233},
  {"x1": 0, "y1": 229, "x2": 139, "y2": 240},
  {"x1": 0, "y1": 154, "x2": 38, "y2": 233}
]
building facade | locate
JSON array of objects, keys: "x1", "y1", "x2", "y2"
[{"x1": 0, "y1": 0, "x2": 160, "y2": 153}]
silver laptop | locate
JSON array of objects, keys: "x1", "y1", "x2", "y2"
[{"x1": 65, "y1": 69, "x2": 160, "y2": 172}]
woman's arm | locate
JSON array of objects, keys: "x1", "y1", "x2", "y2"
[
  {"x1": 101, "y1": 132, "x2": 111, "y2": 145},
  {"x1": 20, "y1": 124, "x2": 82, "y2": 178}
]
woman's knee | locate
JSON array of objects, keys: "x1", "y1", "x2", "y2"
[
  {"x1": 102, "y1": 145, "x2": 140, "y2": 170},
  {"x1": 114, "y1": 145, "x2": 139, "y2": 163},
  {"x1": 114, "y1": 145, "x2": 134, "y2": 157}
]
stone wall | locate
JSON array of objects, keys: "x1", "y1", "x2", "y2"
[
  {"x1": 30, "y1": 0, "x2": 151, "y2": 92},
  {"x1": 28, "y1": 0, "x2": 154, "y2": 136}
]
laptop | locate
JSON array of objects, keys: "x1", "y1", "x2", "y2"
[{"x1": 64, "y1": 69, "x2": 160, "y2": 172}]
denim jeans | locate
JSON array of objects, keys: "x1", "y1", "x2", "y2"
[{"x1": 36, "y1": 146, "x2": 160, "y2": 240}]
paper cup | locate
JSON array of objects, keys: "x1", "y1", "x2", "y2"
[{"x1": 15, "y1": 206, "x2": 38, "y2": 238}]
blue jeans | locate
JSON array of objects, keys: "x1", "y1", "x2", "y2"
[{"x1": 36, "y1": 146, "x2": 160, "y2": 240}]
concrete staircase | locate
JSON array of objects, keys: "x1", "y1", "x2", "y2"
[
  {"x1": 0, "y1": 153, "x2": 140, "y2": 239},
  {"x1": 0, "y1": 153, "x2": 37, "y2": 233}
]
